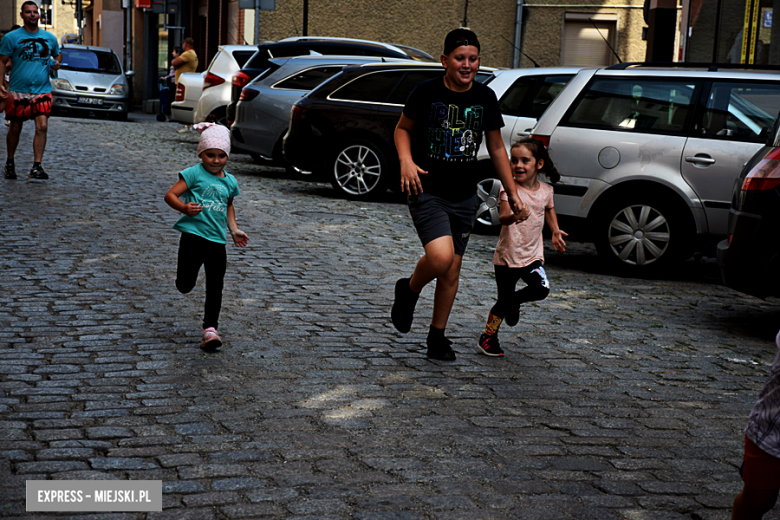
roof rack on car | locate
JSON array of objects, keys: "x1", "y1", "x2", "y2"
[{"x1": 607, "y1": 62, "x2": 780, "y2": 72}]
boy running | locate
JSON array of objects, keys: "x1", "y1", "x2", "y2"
[{"x1": 391, "y1": 28, "x2": 523, "y2": 361}]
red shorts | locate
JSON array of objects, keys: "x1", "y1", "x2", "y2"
[
  {"x1": 5, "y1": 91, "x2": 52, "y2": 121},
  {"x1": 741, "y1": 435, "x2": 780, "y2": 490}
]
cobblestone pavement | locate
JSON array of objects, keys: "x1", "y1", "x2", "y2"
[{"x1": 2, "y1": 113, "x2": 780, "y2": 520}]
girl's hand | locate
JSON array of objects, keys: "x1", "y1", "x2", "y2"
[
  {"x1": 514, "y1": 202, "x2": 530, "y2": 223},
  {"x1": 552, "y1": 229, "x2": 568, "y2": 252},
  {"x1": 231, "y1": 229, "x2": 249, "y2": 247},
  {"x1": 183, "y1": 202, "x2": 202, "y2": 217}
]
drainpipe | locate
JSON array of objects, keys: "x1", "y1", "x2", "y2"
[{"x1": 513, "y1": 0, "x2": 524, "y2": 68}]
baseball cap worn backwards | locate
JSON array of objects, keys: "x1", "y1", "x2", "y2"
[{"x1": 443, "y1": 28, "x2": 480, "y2": 55}]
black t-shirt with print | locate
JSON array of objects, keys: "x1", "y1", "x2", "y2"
[{"x1": 403, "y1": 77, "x2": 504, "y2": 202}]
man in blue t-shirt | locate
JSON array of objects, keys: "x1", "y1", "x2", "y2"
[{"x1": 0, "y1": 1, "x2": 61, "y2": 180}]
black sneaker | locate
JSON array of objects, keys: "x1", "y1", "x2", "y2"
[
  {"x1": 4, "y1": 163, "x2": 16, "y2": 179},
  {"x1": 391, "y1": 277, "x2": 418, "y2": 333},
  {"x1": 426, "y1": 334, "x2": 456, "y2": 361},
  {"x1": 478, "y1": 333, "x2": 504, "y2": 357},
  {"x1": 29, "y1": 165, "x2": 48, "y2": 179},
  {"x1": 505, "y1": 310, "x2": 520, "y2": 327}
]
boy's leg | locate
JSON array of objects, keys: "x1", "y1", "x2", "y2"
[
  {"x1": 6, "y1": 119, "x2": 22, "y2": 160},
  {"x1": 410, "y1": 235, "x2": 456, "y2": 294},
  {"x1": 430, "y1": 251, "x2": 462, "y2": 329},
  {"x1": 175, "y1": 233, "x2": 204, "y2": 295},
  {"x1": 32, "y1": 114, "x2": 48, "y2": 163},
  {"x1": 732, "y1": 485, "x2": 779, "y2": 520},
  {"x1": 202, "y1": 241, "x2": 227, "y2": 330}
]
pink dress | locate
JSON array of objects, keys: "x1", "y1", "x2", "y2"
[{"x1": 493, "y1": 181, "x2": 554, "y2": 268}]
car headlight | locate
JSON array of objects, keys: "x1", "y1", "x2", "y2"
[
  {"x1": 52, "y1": 78, "x2": 73, "y2": 91},
  {"x1": 109, "y1": 84, "x2": 125, "y2": 95}
]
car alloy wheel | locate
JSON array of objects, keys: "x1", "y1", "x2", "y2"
[
  {"x1": 605, "y1": 204, "x2": 671, "y2": 266},
  {"x1": 331, "y1": 141, "x2": 385, "y2": 198},
  {"x1": 475, "y1": 177, "x2": 502, "y2": 227}
]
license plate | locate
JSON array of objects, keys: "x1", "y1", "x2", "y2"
[{"x1": 77, "y1": 97, "x2": 103, "y2": 105}]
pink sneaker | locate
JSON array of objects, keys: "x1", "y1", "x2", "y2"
[{"x1": 200, "y1": 327, "x2": 222, "y2": 349}]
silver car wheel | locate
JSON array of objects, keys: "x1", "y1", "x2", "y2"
[
  {"x1": 607, "y1": 204, "x2": 671, "y2": 266},
  {"x1": 475, "y1": 178, "x2": 502, "y2": 227},
  {"x1": 333, "y1": 144, "x2": 382, "y2": 196}
]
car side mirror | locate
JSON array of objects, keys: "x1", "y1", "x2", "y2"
[{"x1": 125, "y1": 71, "x2": 136, "y2": 77}]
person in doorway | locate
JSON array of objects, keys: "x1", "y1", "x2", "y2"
[
  {"x1": 0, "y1": 4, "x2": 60, "y2": 180},
  {"x1": 390, "y1": 28, "x2": 523, "y2": 361},
  {"x1": 172, "y1": 37, "x2": 198, "y2": 133}
]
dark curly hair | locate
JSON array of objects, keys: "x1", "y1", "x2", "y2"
[{"x1": 511, "y1": 137, "x2": 560, "y2": 184}]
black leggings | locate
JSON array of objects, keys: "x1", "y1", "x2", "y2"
[
  {"x1": 176, "y1": 232, "x2": 226, "y2": 330},
  {"x1": 491, "y1": 261, "x2": 550, "y2": 318}
]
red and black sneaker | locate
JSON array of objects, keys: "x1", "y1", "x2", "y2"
[{"x1": 478, "y1": 333, "x2": 504, "y2": 357}]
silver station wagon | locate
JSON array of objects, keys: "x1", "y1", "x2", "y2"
[
  {"x1": 530, "y1": 64, "x2": 780, "y2": 274},
  {"x1": 50, "y1": 44, "x2": 133, "y2": 121}
]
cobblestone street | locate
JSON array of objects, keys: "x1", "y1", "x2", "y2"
[{"x1": 2, "y1": 114, "x2": 780, "y2": 519}]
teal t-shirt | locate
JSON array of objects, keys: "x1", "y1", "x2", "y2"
[
  {"x1": 173, "y1": 164, "x2": 240, "y2": 245},
  {"x1": 0, "y1": 27, "x2": 60, "y2": 94}
]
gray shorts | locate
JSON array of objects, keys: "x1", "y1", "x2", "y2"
[{"x1": 408, "y1": 192, "x2": 479, "y2": 256}]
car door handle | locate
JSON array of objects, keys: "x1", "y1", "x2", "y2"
[{"x1": 685, "y1": 155, "x2": 716, "y2": 165}]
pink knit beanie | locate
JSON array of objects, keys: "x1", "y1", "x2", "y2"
[{"x1": 194, "y1": 122, "x2": 231, "y2": 157}]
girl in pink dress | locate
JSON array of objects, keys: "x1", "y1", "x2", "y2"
[{"x1": 478, "y1": 137, "x2": 567, "y2": 357}]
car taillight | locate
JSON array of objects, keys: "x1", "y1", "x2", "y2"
[
  {"x1": 742, "y1": 148, "x2": 780, "y2": 191},
  {"x1": 239, "y1": 88, "x2": 260, "y2": 102},
  {"x1": 232, "y1": 71, "x2": 250, "y2": 88},
  {"x1": 290, "y1": 105, "x2": 308, "y2": 121},
  {"x1": 174, "y1": 83, "x2": 185, "y2": 102},
  {"x1": 203, "y1": 72, "x2": 225, "y2": 90},
  {"x1": 530, "y1": 135, "x2": 550, "y2": 148}
]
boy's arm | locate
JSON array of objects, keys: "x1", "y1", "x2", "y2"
[
  {"x1": 394, "y1": 113, "x2": 427, "y2": 195},
  {"x1": 164, "y1": 178, "x2": 202, "y2": 217},
  {"x1": 545, "y1": 207, "x2": 568, "y2": 252},
  {"x1": 226, "y1": 198, "x2": 248, "y2": 247},
  {"x1": 485, "y1": 129, "x2": 523, "y2": 215}
]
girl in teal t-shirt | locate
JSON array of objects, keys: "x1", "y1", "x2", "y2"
[{"x1": 164, "y1": 123, "x2": 249, "y2": 350}]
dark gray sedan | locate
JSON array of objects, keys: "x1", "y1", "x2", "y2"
[{"x1": 230, "y1": 55, "x2": 408, "y2": 170}]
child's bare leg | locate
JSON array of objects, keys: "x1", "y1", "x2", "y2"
[
  {"x1": 733, "y1": 484, "x2": 779, "y2": 520},
  {"x1": 409, "y1": 236, "x2": 455, "y2": 293},
  {"x1": 430, "y1": 254, "x2": 462, "y2": 330}
]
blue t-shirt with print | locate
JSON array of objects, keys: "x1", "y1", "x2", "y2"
[
  {"x1": 0, "y1": 27, "x2": 60, "y2": 94},
  {"x1": 173, "y1": 163, "x2": 240, "y2": 244}
]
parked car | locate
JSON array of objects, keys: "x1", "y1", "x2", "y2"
[
  {"x1": 50, "y1": 44, "x2": 133, "y2": 121},
  {"x1": 231, "y1": 55, "x2": 412, "y2": 168},
  {"x1": 283, "y1": 64, "x2": 579, "y2": 202},
  {"x1": 170, "y1": 45, "x2": 255, "y2": 125},
  {"x1": 196, "y1": 45, "x2": 256, "y2": 125},
  {"x1": 283, "y1": 61, "x2": 494, "y2": 199},
  {"x1": 170, "y1": 71, "x2": 204, "y2": 125},
  {"x1": 717, "y1": 113, "x2": 780, "y2": 298},
  {"x1": 226, "y1": 37, "x2": 435, "y2": 125},
  {"x1": 528, "y1": 63, "x2": 780, "y2": 274}
]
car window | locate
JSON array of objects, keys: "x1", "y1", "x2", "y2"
[
  {"x1": 564, "y1": 78, "x2": 697, "y2": 134},
  {"x1": 386, "y1": 70, "x2": 445, "y2": 105},
  {"x1": 274, "y1": 66, "x2": 345, "y2": 90},
  {"x1": 529, "y1": 75, "x2": 573, "y2": 118},
  {"x1": 499, "y1": 77, "x2": 535, "y2": 117},
  {"x1": 205, "y1": 50, "x2": 222, "y2": 73},
  {"x1": 232, "y1": 51, "x2": 255, "y2": 68},
  {"x1": 702, "y1": 82, "x2": 780, "y2": 143},
  {"x1": 331, "y1": 71, "x2": 404, "y2": 103},
  {"x1": 61, "y1": 48, "x2": 121, "y2": 74}
]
